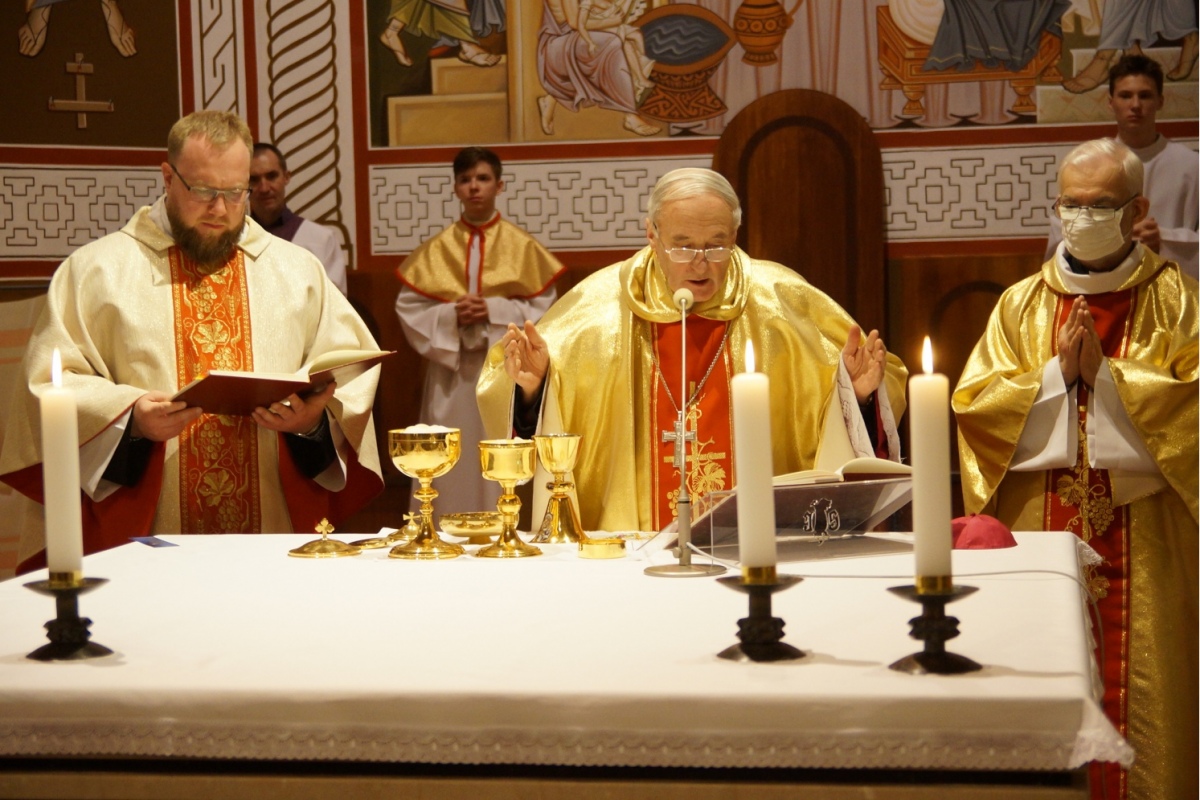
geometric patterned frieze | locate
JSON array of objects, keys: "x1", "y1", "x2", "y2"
[
  {"x1": 0, "y1": 167, "x2": 161, "y2": 259},
  {"x1": 882, "y1": 138, "x2": 1198, "y2": 241},
  {"x1": 370, "y1": 155, "x2": 708, "y2": 254}
]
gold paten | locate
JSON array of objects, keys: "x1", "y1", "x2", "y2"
[
  {"x1": 578, "y1": 536, "x2": 626, "y2": 559},
  {"x1": 289, "y1": 518, "x2": 362, "y2": 558},
  {"x1": 350, "y1": 513, "x2": 420, "y2": 549},
  {"x1": 531, "y1": 433, "x2": 585, "y2": 544},
  {"x1": 440, "y1": 511, "x2": 503, "y2": 545},
  {"x1": 476, "y1": 439, "x2": 541, "y2": 558},
  {"x1": 388, "y1": 427, "x2": 466, "y2": 560},
  {"x1": 915, "y1": 574, "x2": 954, "y2": 594},
  {"x1": 740, "y1": 565, "x2": 777, "y2": 585}
]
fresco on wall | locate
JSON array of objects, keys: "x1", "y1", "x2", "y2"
[
  {"x1": 367, "y1": 0, "x2": 1197, "y2": 147},
  {"x1": 0, "y1": 0, "x2": 179, "y2": 147}
]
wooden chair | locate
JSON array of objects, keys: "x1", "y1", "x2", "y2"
[{"x1": 712, "y1": 88, "x2": 887, "y2": 331}]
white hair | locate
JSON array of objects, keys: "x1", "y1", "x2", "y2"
[
  {"x1": 647, "y1": 168, "x2": 742, "y2": 228},
  {"x1": 1059, "y1": 139, "x2": 1144, "y2": 197}
]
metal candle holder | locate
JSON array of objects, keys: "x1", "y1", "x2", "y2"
[
  {"x1": 25, "y1": 577, "x2": 113, "y2": 661},
  {"x1": 887, "y1": 584, "x2": 982, "y2": 674},
  {"x1": 716, "y1": 572, "x2": 806, "y2": 662}
]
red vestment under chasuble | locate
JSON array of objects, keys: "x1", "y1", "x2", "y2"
[
  {"x1": 954, "y1": 247, "x2": 1198, "y2": 800},
  {"x1": 0, "y1": 200, "x2": 383, "y2": 568},
  {"x1": 477, "y1": 246, "x2": 908, "y2": 533}
]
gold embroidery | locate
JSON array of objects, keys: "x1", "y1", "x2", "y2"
[
  {"x1": 170, "y1": 247, "x2": 261, "y2": 533},
  {"x1": 1054, "y1": 406, "x2": 1114, "y2": 543}
]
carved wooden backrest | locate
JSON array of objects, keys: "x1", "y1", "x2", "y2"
[{"x1": 712, "y1": 89, "x2": 886, "y2": 331}]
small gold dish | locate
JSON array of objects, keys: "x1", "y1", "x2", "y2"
[
  {"x1": 440, "y1": 512, "x2": 504, "y2": 545},
  {"x1": 579, "y1": 536, "x2": 626, "y2": 560}
]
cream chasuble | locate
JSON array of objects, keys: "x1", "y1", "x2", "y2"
[
  {"x1": 0, "y1": 199, "x2": 384, "y2": 566},
  {"x1": 477, "y1": 246, "x2": 908, "y2": 533},
  {"x1": 954, "y1": 248, "x2": 1198, "y2": 800}
]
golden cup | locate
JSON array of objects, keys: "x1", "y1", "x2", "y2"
[
  {"x1": 531, "y1": 433, "x2": 584, "y2": 544},
  {"x1": 387, "y1": 425, "x2": 466, "y2": 559},
  {"x1": 476, "y1": 439, "x2": 541, "y2": 558}
]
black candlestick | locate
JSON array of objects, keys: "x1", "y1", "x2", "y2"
[
  {"x1": 888, "y1": 584, "x2": 981, "y2": 674},
  {"x1": 716, "y1": 574, "x2": 806, "y2": 662},
  {"x1": 25, "y1": 578, "x2": 113, "y2": 661}
]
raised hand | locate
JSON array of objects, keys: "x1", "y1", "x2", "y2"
[{"x1": 841, "y1": 325, "x2": 887, "y2": 403}]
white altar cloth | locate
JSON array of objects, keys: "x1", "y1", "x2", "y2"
[{"x1": 0, "y1": 531, "x2": 1131, "y2": 772}]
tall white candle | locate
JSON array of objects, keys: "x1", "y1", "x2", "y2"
[
  {"x1": 732, "y1": 342, "x2": 776, "y2": 575},
  {"x1": 41, "y1": 349, "x2": 83, "y2": 584},
  {"x1": 908, "y1": 337, "x2": 952, "y2": 592}
]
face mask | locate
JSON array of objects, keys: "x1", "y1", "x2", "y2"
[{"x1": 1061, "y1": 210, "x2": 1128, "y2": 262}]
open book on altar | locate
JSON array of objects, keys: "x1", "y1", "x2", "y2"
[
  {"x1": 172, "y1": 349, "x2": 395, "y2": 416},
  {"x1": 642, "y1": 458, "x2": 914, "y2": 563}
]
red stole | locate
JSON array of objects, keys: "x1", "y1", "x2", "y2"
[
  {"x1": 1045, "y1": 289, "x2": 1135, "y2": 800},
  {"x1": 169, "y1": 247, "x2": 262, "y2": 533},
  {"x1": 650, "y1": 318, "x2": 733, "y2": 531}
]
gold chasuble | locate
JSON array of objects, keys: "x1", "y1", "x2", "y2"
[
  {"x1": 478, "y1": 246, "x2": 908, "y2": 533},
  {"x1": 397, "y1": 214, "x2": 564, "y2": 302},
  {"x1": 169, "y1": 247, "x2": 261, "y2": 533},
  {"x1": 954, "y1": 249, "x2": 1198, "y2": 800}
]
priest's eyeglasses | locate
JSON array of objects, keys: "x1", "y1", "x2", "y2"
[
  {"x1": 663, "y1": 246, "x2": 733, "y2": 264},
  {"x1": 653, "y1": 223, "x2": 733, "y2": 263},
  {"x1": 169, "y1": 164, "x2": 249, "y2": 206},
  {"x1": 1053, "y1": 194, "x2": 1137, "y2": 222}
]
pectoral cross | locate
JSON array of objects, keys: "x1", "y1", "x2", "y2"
[{"x1": 662, "y1": 417, "x2": 695, "y2": 470}]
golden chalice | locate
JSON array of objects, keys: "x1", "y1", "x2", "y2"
[
  {"x1": 531, "y1": 433, "x2": 584, "y2": 544},
  {"x1": 387, "y1": 425, "x2": 465, "y2": 559},
  {"x1": 476, "y1": 438, "x2": 541, "y2": 558}
]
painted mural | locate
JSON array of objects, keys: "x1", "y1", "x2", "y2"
[
  {"x1": 367, "y1": 0, "x2": 1198, "y2": 146},
  {"x1": 2, "y1": 0, "x2": 179, "y2": 147}
]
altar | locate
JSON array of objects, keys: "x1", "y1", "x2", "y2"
[{"x1": 0, "y1": 531, "x2": 1129, "y2": 799}]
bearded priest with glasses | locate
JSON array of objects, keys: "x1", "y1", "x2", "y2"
[
  {"x1": 478, "y1": 167, "x2": 908, "y2": 534},
  {"x1": 954, "y1": 138, "x2": 1198, "y2": 800},
  {"x1": 0, "y1": 111, "x2": 384, "y2": 571}
]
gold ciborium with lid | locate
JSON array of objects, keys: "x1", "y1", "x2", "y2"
[{"x1": 388, "y1": 425, "x2": 465, "y2": 559}]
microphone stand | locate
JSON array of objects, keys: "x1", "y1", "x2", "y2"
[{"x1": 645, "y1": 290, "x2": 726, "y2": 578}]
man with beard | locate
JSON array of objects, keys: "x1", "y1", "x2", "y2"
[{"x1": 0, "y1": 110, "x2": 384, "y2": 570}]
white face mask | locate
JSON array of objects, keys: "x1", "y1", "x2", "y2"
[{"x1": 1061, "y1": 210, "x2": 1129, "y2": 262}]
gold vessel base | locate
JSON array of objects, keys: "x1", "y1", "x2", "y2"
[
  {"x1": 388, "y1": 538, "x2": 465, "y2": 559},
  {"x1": 476, "y1": 537, "x2": 542, "y2": 558},
  {"x1": 579, "y1": 537, "x2": 626, "y2": 559},
  {"x1": 289, "y1": 538, "x2": 362, "y2": 558}
]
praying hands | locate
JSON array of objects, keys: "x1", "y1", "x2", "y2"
[{"x1": 1057, "y1": 296, "x2": 1103, "y2": 389}]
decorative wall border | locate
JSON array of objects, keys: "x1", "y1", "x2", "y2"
[
  {"x1": 3, "y1": 139, "x2": 1194, "y2": 261},
  {"x1": 192, "y1": 0, "x2": 245, "y2": 115},
  {"x1": 252, "y1": 0, "x2": 355, "y2": 267}
]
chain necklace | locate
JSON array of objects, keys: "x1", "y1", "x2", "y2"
[{"x1": 650, "y1": 322, "x2": 732, "y2": 414}]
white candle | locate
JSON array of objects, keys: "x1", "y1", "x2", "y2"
[
  {"x1": 732, "y1": 342, "x2": 776, "y2": 576},
  {"x1": 41, "y1": 349, "x2": 83, "y2": 584},
  {"x1": 908, "y1": 337, "x2": 952, "y2": 592}
]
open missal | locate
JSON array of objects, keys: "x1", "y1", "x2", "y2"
[
  {"x1": 643, "y1": 458, "x2": 914, "y2": 563},
  {"x1": 172, "y1": 349, "x2": 394, "y2": 416}
]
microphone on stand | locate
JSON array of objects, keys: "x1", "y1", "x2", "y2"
[{"x1": 645, "y1": 285, "x2": 724, "y2": 577}]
